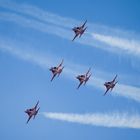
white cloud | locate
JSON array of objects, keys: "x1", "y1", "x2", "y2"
[
  {"x1": 92, "y1": 33, "x2": 140, "y2": 56},
  {"x1": 43, "y1": 112, "x2": 140, "y2": 129},
  {"x1": 0, "y1": 0, "x2": 78, "y2": 28}
]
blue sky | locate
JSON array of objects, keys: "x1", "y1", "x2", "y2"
[{"x1": 0, "y1": 0, "x2": 140, "y2": 140}]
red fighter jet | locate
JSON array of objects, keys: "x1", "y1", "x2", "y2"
[
  {"x1": 104, "y1": 75, "x2": 118, "y2": 96},
  {"x1": 49, "y1": 59, "x2": 64, "y2": 82},
  {"x1": 25, "y1": 101, "x2": 40, "y2": 124},
  {"x1": 76, "y1": 68, "x2": 92, "y2": 89},
  {"x1": 72, "y1": 20, "x2": 87, "y2": 41}
]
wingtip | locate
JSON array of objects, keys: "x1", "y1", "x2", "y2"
[
  {"x1": 84, "y1": 20, "x2": 87, "y2": 24},
  {"x1": 76, "y1": 86, "x2": 79, "y2": 90}
]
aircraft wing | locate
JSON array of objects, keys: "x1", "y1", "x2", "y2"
[
  {"x1": 84, "y1": 73, "x2": 92, "y2": 85},
  {"x1": 79, "y1": 27, "x2": 87, "y2": 38},
  {"x1": 86, "y1": 68, "x2": 91, "y2": 76},
  {"x1": 72, "y1": 34, "x2": 79, "y2": 41},
  {"x1": 77, "y1": 81, "x2": 84, "y2": 89},
  {"x1": 33, "y1": 107, "x2": 40, "y2": 119},
  {"x1": 35, "y1": 101, "x2": 39, "y2": 109},
  {"x1": 111, "y1": 81, "x2": 118, "y2": 91},
  {"x1": 81, "y1": 20, "x2": 87, "y2": 28},
  {"x1": 103, "y1": 88, "x2": 110, "y2": 96},
  {"x1": 26, "y1": 115, "x2": 32, "y2": 124},
  {"x1": 58, "y1": 66, "x2": 64, "y2": 77},
  {"x1": 58, "y1": 59, "x2": 64, "y2": 67},
  {"x1": 112, "y1": 75, "x2": 117, "y2": 83},
  {"x1": 51, "y1": 73, "x2": 57, "y2": 82}
]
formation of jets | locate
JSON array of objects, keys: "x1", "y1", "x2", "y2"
[{"x1": 24, "y1": 20, "x2": 118, "y2": 124}]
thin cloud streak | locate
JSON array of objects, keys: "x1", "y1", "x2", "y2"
[
  {"x1": 0, "y1": 0, "x2": 78, "y2": 28},
  {"x1": 0, "y1": 40, "x2": 140, "y2": 102},
  {"x1": 92, "y1": 33, "x2": 140, "y2": 56},
  {"x1": 0, "y1": 41, "x2": 53, "y2": 69},
  {"x1": 0, "y1": 12, "x2": 72, "y2": 40},
  {"x1": 43, "y1": 112, "x2": 140, "y2": 129}
]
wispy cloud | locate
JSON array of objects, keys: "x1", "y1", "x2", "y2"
[
  {"x1": 0, "y1": 39, "x2": 140, "y2": 102},
  {"x1": 43, "y1": 112, "x2": 140, "y2": 129},
  {"x1": 0, "y1": 40, "x2": 53, "y2": 69},
  {"x1": 0, "y1": 12, "x2": 71, "y2": 40},
  {"x1": 0, "y1": 0, "x2": 78, "y2": 28},
  {"x1": 92, "y1": 33, "x2": 140, "y2": 56}
]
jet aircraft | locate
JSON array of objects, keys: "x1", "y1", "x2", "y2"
[
  {"x1": 25, "y1": 101, "x2": 40, "y2": 124},
  {"x1": 104, "y1": 75, "x2": 118, "y2": 96},
  {"x1": 76, "y1": 68, "x2": 92, "y2": 89},
  {"x1": 72, "y1": 20, "x2": 87, "y2": 41},
  {"x1": 49, "y1": 59, "x2": 64, "y2": 81}
]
